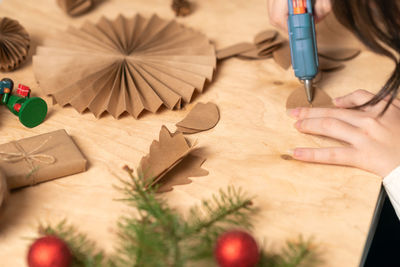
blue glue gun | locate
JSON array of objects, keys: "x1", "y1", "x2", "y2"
[{"x1": 287, "y1": 0, "x2": 319, "y2": 103}]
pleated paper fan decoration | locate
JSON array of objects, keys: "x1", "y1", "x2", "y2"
[
  {"x1": 0, "y1": 17, "x2": 30, "y2": 71},
  {"x1": 33, "y1": 14, "x2": 216, "y2": 119},
  {"x1": 57, "y1": 0, "x2": 93, "y2": 16}
]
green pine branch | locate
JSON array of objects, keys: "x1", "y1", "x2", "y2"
[
  {"x1": 35, "y1": 168, "x2": 319, "y2": 267},
  {"x1": 258, "y1": 237, "x2": 319, "y2": 267},
  {"x1": 182, "y1": 186, "x2": 256, "y2": 262},
  {"x1": 39, "y1": 220, "x2": 108, "y2": 267}
]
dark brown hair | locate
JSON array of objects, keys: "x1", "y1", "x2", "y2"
[{"x1": 332, "y1": 0, "x2": 400, "y2": 113}]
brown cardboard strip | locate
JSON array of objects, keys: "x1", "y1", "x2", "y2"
[
  {"x1": 216, "y1": 42, "x2": 256, "y2": 60},
  {"x1": 0, "y1": 129, "x2": 87, "y2": 189}
]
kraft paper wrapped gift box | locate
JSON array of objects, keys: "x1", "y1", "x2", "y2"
[{"x1": 0, "y1": 129, "x2": 87, "y2": 189}]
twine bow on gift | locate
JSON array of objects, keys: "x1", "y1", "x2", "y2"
[{"x1": 0, "y1": 137, "x2": 56, "y2": 181}]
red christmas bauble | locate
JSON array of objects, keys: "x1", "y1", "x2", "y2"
[
  {"x1": 27, "y1": 235, "x2": 72, "y2": 267},
  {"x1": 214, "y1": 230, "x2": 260, "y2": 267}
]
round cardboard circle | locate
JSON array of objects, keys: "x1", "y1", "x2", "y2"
[
  {"x1": 18, "y1": 97, "x2": 48, "y2": 128},
  {"x1": 286, "y1": 87, "x2": 333, "y2": 109}
]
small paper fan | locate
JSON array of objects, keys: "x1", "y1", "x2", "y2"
[
  {"x1": 57, "y1": 0, "x2": 93, "y2": 16},
  {"x1": 33, "y1": 14, "x2": 216, "y2": 119},
  {"x1": 0, "y1": 17, "x2": 30, "y2": 71}
]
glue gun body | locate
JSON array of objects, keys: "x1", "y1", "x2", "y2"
[{"x1": 287, "y1": 0, "x2": 319, "y2": 103}]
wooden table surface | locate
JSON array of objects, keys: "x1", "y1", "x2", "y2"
[{"x1": 0, "y1": 0, "x2": 391, "y2": 266}]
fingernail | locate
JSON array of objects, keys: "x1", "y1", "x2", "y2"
[
  {"x1": 287, "y1": 108, "x2": 300, "y2": 118},
  {"x1": 293, "y1": 149, "x2": 302, "y2": 157},
  {"x1": 294, "y1": 120, "x2": 301, "y2": 129},
  {"x1": 333, "y1": 97, "x2": 341, "y2": 104},
  {"x1": 287, "y1": 149, "x2": 294, "y2": 155}
]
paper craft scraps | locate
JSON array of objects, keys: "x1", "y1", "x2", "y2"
[
  {"x1": 0, "y1": 17, "x2": 30, "y2": 72},
  {"x1": 286, "y1": 87, "x2": 334, "y2": 109},
  {"x1": 57, "y1": 0, "x2": 93, "y2": 16},
  {"x1": 0, "y1": 129, "x2": 87, "y2": 189},
  {"x1": 216, "y1": 43, "x2": 255, "y2": 60},
  {"x1": 176, "y1": 102, "x2": 220, "y2": 134},
  {"x1": 270, "y1": 38, "x2": 360, "y2": 73},
  {"x1": 217, "y1": 29, "x2": 361, "y2": 77},
  {"x1": 216, "y1": 30, "x2": 279, "y2": 60},
  {"x1": 33, "y1": 14, "x2": 216, "y2": 119},
  {"x1": 138, "y1": 126, "x2": 208, "y2": 192}
]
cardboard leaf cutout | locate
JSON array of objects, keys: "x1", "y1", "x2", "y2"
[{"x1": 138, "y1": 126, "x2": 208, "y2": 191}]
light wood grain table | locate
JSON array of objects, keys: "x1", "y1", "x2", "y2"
[{"x1": 0, "y1": 0, "x2": 391, "y2": 266}]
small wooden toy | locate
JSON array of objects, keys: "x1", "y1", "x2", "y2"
[{"x1": 0, "y1": 78, "x2": 47, "y2": 128}]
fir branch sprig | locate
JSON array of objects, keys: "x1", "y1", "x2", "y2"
[
  {"x1": 116, "y1": 167, "x2": 185, "y2": 267},
  {"x1": 35, "y1": 168, "x2": 319, "y2": 267},
  {"x1": 186, "y1": 186, "x2": 255, "y2": 235},
  {"x1": 258, "y1": 237, "x2": 319, "y2": 267},
  {"x1": 181, "y1": 186, "x2": 256, "y2": 261},
  {"x1": 39, "y1": 220, "x2": 107, "y2": 267}
]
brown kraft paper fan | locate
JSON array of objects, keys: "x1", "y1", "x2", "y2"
[
  {"x1": 0, "y1": 17, "x2": 30, "y2": 72},
  {"x1": 33, "y1": 14, "x2": 216, "y2": 119}
]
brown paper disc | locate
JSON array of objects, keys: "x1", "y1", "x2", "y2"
[
  {"x1": 176, "y1": 102, "x2": 220, "y2": 131},
  {"x1": 319, "y1": 57, "x2": 345, "y2": 72},
  {"x1": 286, "y1": 87, "x2": 333, "y2": 109},
  {"x1": 254, "y1": 30, "x2": 278, "y2": 45},
  {"x1": 273, "y1": 41, "x2": 291, "y2": 70},
  {"x1": 318, "y1": 48, "x2": 361, "y2": 61}
]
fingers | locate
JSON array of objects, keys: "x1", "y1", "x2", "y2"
[
  {"x1": 334, "y1": 89, "x2": 400, "y2": 114},
  {"x1": 268, "y1": 0, "x2": 288, "y2": 31},
  {"x1": 288, "y1": 107, "x2": 367, "y2": 128},
  {"x1": 333, "y1": 89, "x2": 374, "y2": 109},
  {"x1": 292, "y1": 147, "x2": 358, "y2": 166},
  {"x1": 295, "y1": 117, "x2": 365, "y2": 145},
  {"x1": 314, "y1": 0, "x2": 332, "y2": 23}
]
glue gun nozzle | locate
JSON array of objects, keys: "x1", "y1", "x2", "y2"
[{"x1": 304, "y1": 79, "x2": 314, "y2": 104}]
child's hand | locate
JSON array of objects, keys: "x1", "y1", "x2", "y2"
[
  {"x1": 268, "y1": 0, "x2": 332, "y2": 31},
  {"x1": 288, "y1": 89, "x2": 400, "y2": 177}
]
